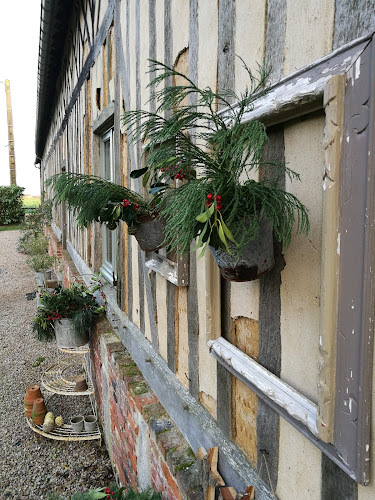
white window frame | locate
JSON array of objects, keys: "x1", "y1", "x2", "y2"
[{"x1": 100, "y1": 128, "x2": 117, "y2": 285}]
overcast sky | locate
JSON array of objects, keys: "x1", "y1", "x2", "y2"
[{"x1": 0, "y1": 0, "x2": 41, "y2": 195}]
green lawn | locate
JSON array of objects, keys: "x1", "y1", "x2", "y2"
[
  {"x1": 0, "y1": 223, "x2": 23, "y2": 231},
  {"x1": 23, "y1": 195, "x2": 41, "y2": 208}
]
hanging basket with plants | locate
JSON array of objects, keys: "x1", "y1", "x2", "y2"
[
  {"x1": 46, "y1": 173, "x2": 166, "y2": 252},
  {"x1": 121, "y1": 59, "x2": 310, "y2": 281},
  {"x1": 32, "y1": 281, "x2": 106, "y2": 347}
]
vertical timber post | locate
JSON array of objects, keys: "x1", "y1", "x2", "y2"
[{"x1": 4, "y1": 79, "x2": 16, "y2": 185}]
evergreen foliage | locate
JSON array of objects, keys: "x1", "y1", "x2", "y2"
[
  {"x1": 32, "y1": 281, "x2": 106, "y2": 342},
  {"x1": 0, "y1": 185, "x2": 25, "y2": 225},
  {"x1": 46, "y1": 173, "x2": 156, "y2": 231},
  {"x1": 122, "y1": 59, "x2": 309, "y2": 255}
]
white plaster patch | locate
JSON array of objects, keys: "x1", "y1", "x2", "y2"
[
  {"x1": 355, "y1": 57, "x2": 361, "y2": 80},
  {"x1": 337, "y1": 233, "x2": 341, "y2": 255},
  {"x1": 346, "y1": 136, "x2": 350, "y2": 143}
]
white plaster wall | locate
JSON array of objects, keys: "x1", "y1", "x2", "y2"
[
  {"x1": 281, "y1": 114, "x2": 324, "y2": 402},
  {"x1": 196, "y1": 251, "x2": 219, "y2": 416},
  {"x1": 139, "y1": 0, "x2": 149, "y2": 110},
  {"x1": 171, "y1": 0, "x2": 189, "y2": 61},
  {"x1": 231, "y1": 281, "x2": 260, "y2": 321},
  {"x1": 131, "y1": 237, "x2": 141, "y2": 329},
  {"x1": 195, "y1": 0, "x2": 220, "y2": 416},
  {"x1": 277, "y1": 418, "x2": 322, "y2": 499},
  {"x1": 197, "y1": 0, "x2": 218, "y2": 92},
  {"x1": 284, "y1": 0, "x2": 334, "y2": 75},
  {"x1": 235, "y1": 0, "x2": 266, "y2": 93},
  {"x1": 155, "y1": 3, "x2": 164, "y2": 67},
  {"x1": 156, "y1": 273, "x2": 168, "y2": 363}
]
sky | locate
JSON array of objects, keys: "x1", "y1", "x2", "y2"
[{"x1": 0, "y1": 0, "x2": 41, "y2": 195}]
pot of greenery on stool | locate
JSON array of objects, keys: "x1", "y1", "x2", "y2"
[{"x1": 32, "y1": 281, "x2": 106, "y2": 348}]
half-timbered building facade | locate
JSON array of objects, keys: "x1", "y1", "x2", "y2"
[{"x1": 35, "y1": 1, "x2": 375, "y2": 498}]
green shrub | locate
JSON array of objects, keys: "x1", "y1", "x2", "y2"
[{"x1": 0, "y1": 185, "x2": 25, "y2": 225}]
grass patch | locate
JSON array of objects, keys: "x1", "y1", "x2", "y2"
[
  {"x1": 23, "y1": 195, "x2": 41, "y2": 208},
  {"x1": 0, "y1": 223, "x2": 23, "y2": 231}
]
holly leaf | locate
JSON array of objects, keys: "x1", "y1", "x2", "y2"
[
  {"x1": 130, "y1": 166, "x2": 148, "y2": 178},
  {"x1": 142, "y1": 170, "x2": 151, "y2": 188},
  {"x1": 196, "y1": 203, "x2": 215, "y2": 223},
  {"x1": 219, "y1": 213, "x2": 238, "y2": 245},
  {"x1": 217, "y1": 221, "x2": 230, "y2": 253}
]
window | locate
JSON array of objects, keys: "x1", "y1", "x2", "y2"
[{"x1": 100, "y1": 128, "x2": 117, "y2": 284}]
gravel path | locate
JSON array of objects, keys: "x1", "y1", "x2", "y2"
[{"x1": 0, "y1": 230, "x2": 115, "y2": 499}]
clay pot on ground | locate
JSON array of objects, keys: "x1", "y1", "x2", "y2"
[
  {"x1": 31, "y1": 398, "x2": 47, "y2": 425},
  {"x1": 74, "y1": 375, "x2": 88, "y2": 392},
  {"x1": 24, "y1": 385, "x2": 43, "y2": 418},
  {"x1": 133, "y1": 214, "x2": 166, "y2": 252},
  {"x1": 209, "y1": 217, "x2": 275, "y2": 282},
  {"x1": 70, "y1": 415, "x2": 84, "y2": 433}
]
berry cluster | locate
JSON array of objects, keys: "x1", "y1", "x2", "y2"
[
  {"x1": 122, "y1": 199, "x2": 139, "y2": 210},
  {"x1": 160, "y1": 165, "x2": 185, "y2": 179},
  {"x1": 206, "y1": 193, "x2": 222, "y2": 210},
  {"x1": 45, "y1": 312, "x2": 63, "y2": 321},
  {"x1": 104, "y1": 488, "x2": 114, "y2": 499}
]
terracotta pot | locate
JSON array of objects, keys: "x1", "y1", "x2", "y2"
[
  {"x1": 133, "y1": 214, "x2": 166, "y2": 252},
  {"x1": 55, "y1": 318, "x2": 89, "y2": 348},
  {"x1": 209, "y1": 217, "x2": 275, "y2": 282},
  {"x1": 74, "y1": 375, "x2": 88, "y2": 392},
  {"x1": 24, "y1": 385, "x2": 43, "y2": 418},
  {"x1": 31, "y1": 398, "x2": 47, "y2": 425}
]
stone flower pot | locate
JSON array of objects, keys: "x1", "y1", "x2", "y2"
[
  {"x1": 54, "y1": 318, "x2": 89, "y2": 348},
  {"x1": 209, "y1": 217, "x2": 275, "y2": 282},
  {"x1": 133, "y1": 214, "x2": 166, "y2": 252},
  {"x1": 70, "y1": 415, "x2": 84, "y2": 433},
  {"x1": 84, "y1": 415, "x2": 97, "y2": 432}
]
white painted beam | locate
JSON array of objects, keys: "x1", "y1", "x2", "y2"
[{"x1": 208, "y1": 336, "x2": 318, "y2": 436}]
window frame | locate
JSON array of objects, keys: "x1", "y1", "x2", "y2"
[
  {"x1": 100, "y1": 127, "x2": 117, "y2": 285},
  {"x1": 208, "y1": 33, "x2": 375, "y2": 485}
]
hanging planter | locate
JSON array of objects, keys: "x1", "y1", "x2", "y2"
[
  {"x1": 209, "y1": 218, "x2": 274, "y2": 281},
  {"x1": 121, "y1": 60, "x2": 310, "y2": 270},
  {"x1": 55, "y1": 318, "x2": 90, "y2": 348},
  {"x1": 132, "y1": 213, "x2": 166, "y2": 251},
  {"x1": 46, "y1": 173, "x2": 165, "y2": 253}
]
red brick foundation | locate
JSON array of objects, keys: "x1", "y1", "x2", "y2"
[
  {"x1": 47, "y1": 231, "x2": 203, "y2": 498},
  {"x1": 90, "y1": 319, "x2": 203, "y2": 499}
]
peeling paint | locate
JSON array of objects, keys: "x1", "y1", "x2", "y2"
[
  {"x1": 355, "y1": 57, "x2": 361, "y2": 80},
  {"x1": 346, "y1": 136, "x2": 350, "y2": 143},
  {"x1": 337, "y1": 233, "x2": 341, "y2": 255}
]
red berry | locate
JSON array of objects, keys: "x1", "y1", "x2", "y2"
[
  {"x1": 206, "y1": 201, "x2": 210, "y2": 207},
  {"x1": 217, "y1": 204, "x2": 222, "y2": 210},
  {"x1": 207, "y1": 193, "x2": 213, "y2": 200},
  {"x1": 135, "y1": 204, "x2": 139, "y2": 210},
  {"x1": 161, "y1": 168, "x2": 164, "y2": 172},
  {"x1": 216, "y1": 195, "x2": 222, "y2": 201}
]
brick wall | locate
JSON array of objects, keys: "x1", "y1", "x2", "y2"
[
  {"x1": 90, "y1": 319, "x2": 203, "y2": 499},
  {"x1": 47, "y1": 232, "x2": 204, "y2": 498}
]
